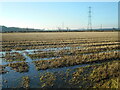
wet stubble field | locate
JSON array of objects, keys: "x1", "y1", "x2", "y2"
[{"x1": 0, "y1": 32, "x2": 119, "y2": 88}]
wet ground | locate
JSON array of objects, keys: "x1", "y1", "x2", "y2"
[
  {"x1": 0, "y1": 46, "x2": 85, "y2": 88},
  {"x1": 0, "y1": 46, "x2": 119, "y2": 88}
]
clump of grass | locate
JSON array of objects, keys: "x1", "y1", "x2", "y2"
[
  {"x1": 40, "y1": 72, "x2": 56, "y2": 88},
  {"x1": 89, "y1": 60, "x2": 119, "y2": 88},
  {"x1": 71, "y1": 45, "x2": 119, "y2": 55},
  {"x1": 33, "y1": 51, "x2": 119, "y2": 70},
  {"x1": 93, "y1": 77, "x2": 119, "y2": 88},
  {"x1": 2, "y1": 32, "x2": 119, "y2": 88},
  {"x1": 28, "y1": 51, "x2": 56, "y2": 59},
  {"x1": 68, "y1": 60, "x2": 119, "y2": 88},
  {"x1": 0, "y1": 65, "x2": 8, "y2": 74},
  {"x1": 69, "y1": 68, "x2": 84, "y2": 85},
  {"x1": 7, "y1": 62, "x2": 29, "y2": 72},
  {"x1": 2, "y1": 32, "x2": 118, "y2": 51},
  {"x1": 32, "y1": 44, "x2": 119, "y2": 59},
  {"x1": 22, "y1": 76, "x2": 30, "y2": 88},
  {"x1": 5, "y1": 52, "x2": 25, "y2": 62}
]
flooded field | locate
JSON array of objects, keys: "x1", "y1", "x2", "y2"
[{"x1": 1, "y1": 32, "x2": 119, "y2": 88}]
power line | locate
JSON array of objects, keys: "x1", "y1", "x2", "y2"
[{"x1": 87, "y1": 6, "x2": 92, "y2": 30}]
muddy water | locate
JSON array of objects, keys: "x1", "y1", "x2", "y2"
[
  {"x1": 0, "y1": 47, "x2": 74, "y2": 65},
  {"x1": 0, "y1": 47, "x2": 119, "y2": 88},
  {"x1": 0, "y1": 46, "x2": 82, "y2": 66},
  {"x1": 1, "y1": 46, "x2": 82, "y2": 88}
]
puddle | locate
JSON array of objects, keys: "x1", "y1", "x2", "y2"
[
  {"x1": 2, "y1": 60, "x2": 105, "y2": 88},
  {"x1": 0, "y1": 46, "x2": 81, "y2": 66},
  {"x1": 0, "y1": 52, "x2": 6, "y2": 58},
  {"x1": 0, "y1": 46, "x2": 77, "y2": 55},
  {"x1": 2, "y1": 59, "x2": 119, "y2": 88},
  {"x1": 0, "y1": 57, "x2": 60, "y2": 66},
  {"x1": 0, "y1": 46, "x2": 119, "y2": 88},
  {"x1": 1, "y1": 48, "x2": 63, "y2": 88}
]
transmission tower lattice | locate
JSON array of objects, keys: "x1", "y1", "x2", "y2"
[{"x1": 87, "y1": 6, "x2": 92, "y2": 30}]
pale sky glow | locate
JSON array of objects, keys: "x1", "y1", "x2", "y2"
[
  {"x1": 0, "y1": 0, "x2": 119, "y2": 2},
  {"x1": 0, "y1": 2, "x2": 118, "y2": 29}
]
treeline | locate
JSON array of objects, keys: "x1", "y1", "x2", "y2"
[
  {"x1": 0, "y1": 26, "x2": 44, "y2": 33},
  {"x1": 0, "y1": 26, "x2": 119, "y2": 33}
]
